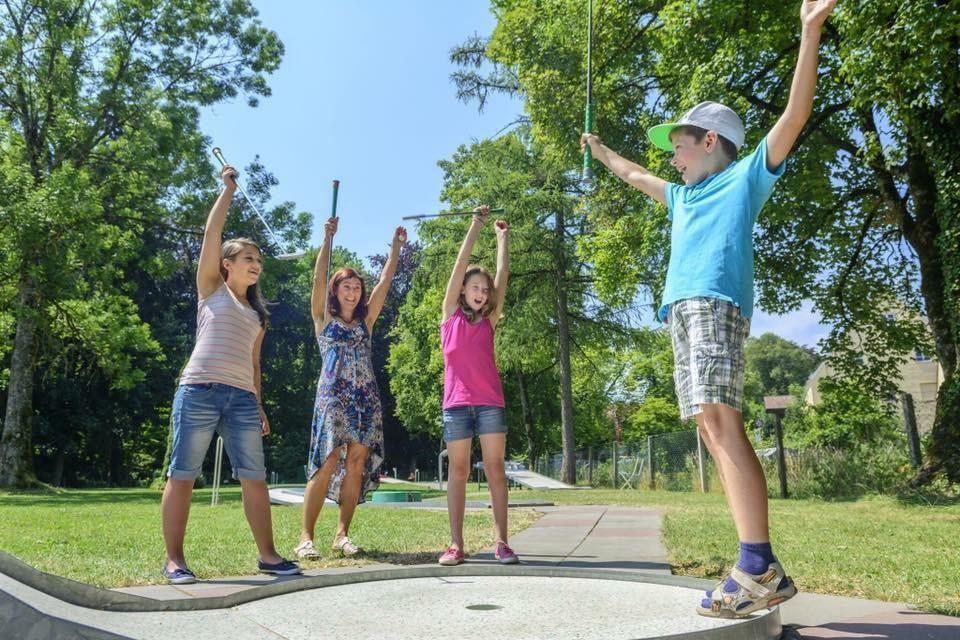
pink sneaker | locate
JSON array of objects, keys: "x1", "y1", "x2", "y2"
[
  {"x1": 438, "y1": 547, "x2": 465, "y2": 566},
  {"x1": 494, "y1": 542, "x2": 519, "y2": 564}
]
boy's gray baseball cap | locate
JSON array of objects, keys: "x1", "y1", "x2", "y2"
[{"x1": 647, "y1": 101, "x2": 745, "y2": 151}]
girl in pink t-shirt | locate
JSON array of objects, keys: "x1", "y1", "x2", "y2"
[{"x1": 437, "y1": 206, "x2": 517, "y2": 566}]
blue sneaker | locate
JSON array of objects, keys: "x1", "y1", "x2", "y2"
[
  {"x1": 162, "y1": 565, "x2": 196, "y2": 585},
  {"x1": 257, "y1": 557, "x2": 301, "y2": 576}
]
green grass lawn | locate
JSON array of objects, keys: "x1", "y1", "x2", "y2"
[
  {"x1": 0, "y1": 485, "x2": 537, "y2": 588},
  {"x1": 486, "y1": 488, "x2": 960, "y2": 617}
]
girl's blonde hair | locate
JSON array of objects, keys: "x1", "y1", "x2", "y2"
[
  {"x1": 220, "y1": 238, "x2": 269, "y2": 327},
  {"x1": 458, "y1": 265, "x2": 497, "y2": 322}
]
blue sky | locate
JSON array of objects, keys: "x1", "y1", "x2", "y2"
[
  {"x1": 199, "y1": 1, "x2": 828, "y2": 349},
  {"x1": 199, "y1": 1, "x2": 520, "y2": 260}
]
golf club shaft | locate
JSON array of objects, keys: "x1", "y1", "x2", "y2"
[
  {"x1": 402, "y1": 207, "x2": 505, "y2": 221},
  {"x1": 211, "y1": 147, "x2": 286, "y2": 250},
  {"x1": 327, "y1": 180, "x2": 340, "y2": 276},
  {"x1": 582, "y1": 0, "x2": 594, "y2": 184}
]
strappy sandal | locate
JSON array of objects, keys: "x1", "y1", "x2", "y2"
[
  {"x1": 697, "y1": 561, "x2": 797, "y2": 619},
  {"x1": 293, "y1": 539, "x2": 320, "y2": 560},
  {"x1": 332, "y1": 535, "x2": 362, "y2": 557}
]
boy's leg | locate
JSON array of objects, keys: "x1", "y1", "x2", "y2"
[
  {"x1": 671, "y1": 299, "x2": 794, "y2": 616},
  {"x1": 696, "y1": 404, "x2": 768, "y2": 542}
]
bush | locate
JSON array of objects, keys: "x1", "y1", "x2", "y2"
[{"x1": 759, "y1": 442, "x2": 911, "y2": 499}]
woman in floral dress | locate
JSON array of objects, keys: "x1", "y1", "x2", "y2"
[{"x1": 294, "y1": 216, "x2": 405, "y2": 558}]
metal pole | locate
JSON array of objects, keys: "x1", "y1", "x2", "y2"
[
  {"x1": 581, "y1": 0, "x2": 594, "y2": 184},
  {"x1": 901, "y1": 392, "x2": 922, "y2": 469},
  {"x1": 438, "y1": 450, "x2": 448, "y2": 491},
  {"x1": 647, "y1": 435, "x2": 655, "y2": 490},
  {"x1": 612, "y1": 441, "x2": 618, "y2": 488},
  {"x1": 697, "y1": 433, "x2": 708, "y2": 493},
  {"x1": 774, "y1": 414, "x2": 788, "y2": 499},
  {"x1": 588, "y1": 446, "x2": 593, "y2": 486},
  {"x1": 211, "y1": 436, "x2": 224, "y2": 506}
]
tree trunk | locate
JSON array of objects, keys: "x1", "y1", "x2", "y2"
[
  {"x1": 554, "y1": 210, "x2": 576, "y2": 485},
  {"x1": 109, "y1": 434, "x2": 123, "y2": 486},
  {"x1": 900, "y1": 127, "x2": 960, "y2": 486},
  {"x1": 516, "y1": 369, "x2": 537, "y2": 464},
  {"x1": 0, "y1": 277, "x2": 41, "y2": 488},
  {"x1": 52, "y1": 448, "x2": 65, "y2": 487},
  {"x1": 906, "y1": 230, "x2": 959, "y2": 484}
]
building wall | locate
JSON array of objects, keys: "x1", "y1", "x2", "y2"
[{"x1": 803, "y1": 357, "x2": 944, "y2": 435}]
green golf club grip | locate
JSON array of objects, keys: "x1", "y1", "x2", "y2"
[{"x1": 331, "y1": 180, "x2": 340, "y2": 219}]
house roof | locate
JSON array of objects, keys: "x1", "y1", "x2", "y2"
[{"x1": 764, "y1": 395, "x2": 795, "y2": 412}]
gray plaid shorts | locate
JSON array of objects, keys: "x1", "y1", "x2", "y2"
[{"x1": 668, "y1": 297, "x2": 750, "y2": 420}]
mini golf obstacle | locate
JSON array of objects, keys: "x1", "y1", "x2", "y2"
[
  {"x1": 267, "y1": 486, "x2": 422, "y2": 506},
  {"x1": 1, "y1": 552, "x2": 782, "y2": 639}
]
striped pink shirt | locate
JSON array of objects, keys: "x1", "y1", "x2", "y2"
[{"x1": 179, "y1": 283, "x2": 262, "y2": 394}]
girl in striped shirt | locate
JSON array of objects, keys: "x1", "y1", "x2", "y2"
[{"x1": 160, "y1": 164, "x2": 299, "y2": 584}]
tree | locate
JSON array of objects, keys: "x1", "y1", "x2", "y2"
[
  {"x1": 455, "y1": 0, "x2": 960, "y2": 485},
  {"x1": 744, "y1": 333, "x2": 820, "y2": 396},
  {"x1": 0, "y1": 1, "x2": 284, "y2": 487},
  {"x1": 368, "y1": 240, "x2": 433, "y2": 478}
]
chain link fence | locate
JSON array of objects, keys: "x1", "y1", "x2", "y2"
[
  {"x1": 535, "y1": 429, "x2": 718, "y2": 492},
  {"x1": 534, "y1": 427, "x2": 913, "y2": 499}
]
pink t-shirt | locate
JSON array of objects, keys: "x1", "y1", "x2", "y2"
[{"x1": 441, "y1": 308, "x2": 505, "y2": 409}]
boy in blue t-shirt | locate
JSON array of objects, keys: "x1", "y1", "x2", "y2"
[{"x1": 581, "y1": 0, "x2": 838, "y2": 619}]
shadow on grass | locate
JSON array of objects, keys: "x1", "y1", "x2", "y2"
[
  {"x1": 894, "y1": 487, "x2": 960, "y2": 508},
  {"x1": 0, "y1": 487, "x2": 245, "y2": 507}
]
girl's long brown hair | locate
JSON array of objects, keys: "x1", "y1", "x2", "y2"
[
  {"x1": 458, "y1": 265, "x2": 497, "y2": 323},
  {"x1": 220, "y1": 238, "x2": 269, "y2": 327}
]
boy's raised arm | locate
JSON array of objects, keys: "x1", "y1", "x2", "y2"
[
  {"x1": 581, "y1": 134, "x2": 669, "y2": 205},
  {"x1": 766, "y1": 0, "x2": 839, "y2": 170}
]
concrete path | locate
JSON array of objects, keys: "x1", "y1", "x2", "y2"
[{"x1": 470, "y1": 505, "x2": 671, "y2": 573}]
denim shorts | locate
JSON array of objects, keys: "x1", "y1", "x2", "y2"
[
  {"x1": 668, "y1": 297, "x2": 750, "y2": 420},
  {"x1": 167, "y1": 383, "x2": 266, "y2": 481},
  {"x1": 442, "y1": 405, "x2": 507, "y2": 442}
]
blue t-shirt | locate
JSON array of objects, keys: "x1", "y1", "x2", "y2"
[{"x1": 659, "y1": 136, "x2": 785, "y2": 322}]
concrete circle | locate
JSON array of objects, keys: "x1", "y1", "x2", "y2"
[{"x1": 236, "y1": 575, "x2": 781, "y2": 640}]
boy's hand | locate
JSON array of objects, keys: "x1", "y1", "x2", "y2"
[
  {"x1": 580, "y1": 133, "x2": 603, "y2": 154},
  {"x1": 801, "y1": 0, "x2": 837, "y2": 30}
]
